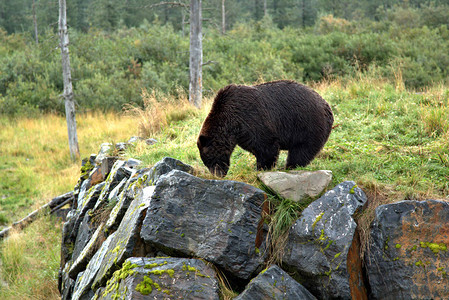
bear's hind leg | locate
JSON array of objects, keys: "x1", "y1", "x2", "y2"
[
  {"x1": 286, "y1": 145, "x2": 316, "y2": 169},
  {"x1": 255, "y1": 144, "x2": 280, "y2": 170}
]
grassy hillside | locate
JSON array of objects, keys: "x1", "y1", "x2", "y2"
[
  {"x1": 127, "y1": 76, "x2": 449, "y2": 202},
  {"x1": 0, "y1": 76, "x2": 448, "y2": 298}
]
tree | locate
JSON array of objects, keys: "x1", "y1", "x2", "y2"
[
  {"x1": 59, "y1": 0, "x2": 80, "y2": 161},
  {"x1": 32, "y1": 0, "x2": 38, "y2": 44},
  {"x1": 189, "y1": 0, "x2": 202, "y2": 108},
  {"x1": 221, "y1": 0, "x2": 226, "y2": 34}
]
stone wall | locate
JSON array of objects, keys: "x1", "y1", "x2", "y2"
[{"x1": 59, "y1": 145, "x2": 449, "y2": 299}]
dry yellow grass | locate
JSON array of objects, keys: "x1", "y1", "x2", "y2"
[
  {"x1": 123, "y1": 89, "x2": 200, "y2": 138},
  {"x1": 0, "y1": 112, "x2": 137, "y2": 207},
  {"x1": 0, "y1": 111, "x2": 138, "y2": 299}
]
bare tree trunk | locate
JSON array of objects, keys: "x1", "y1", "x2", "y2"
[
  {"x1": 59, "y1": 0, "x2": 80, "y2": 161},
  {"x1": 263, "y1": 0, "x2": 267, "y2": 16},
  {"x1": 32, "y1": 0, "x2": 38, "y2": 44},
  {"x1": 221, "y1": 0, "x2": 226, "y2": 34},
  {"x1": 189, "y1": 0, "x2": 202, "y2": 108},
  {"x1": 301, "y1": 0, "x2": 305, "y2": 27},
  {"x1": 182, "y1": 8, "x2": 186, "y2": 37}
]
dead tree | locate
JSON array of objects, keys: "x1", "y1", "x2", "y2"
[
  {"x1": 189, "y1": 0, "x2": 202, "y2": 108},
  {"x1": 59, "y1": 0, "x2": 80, "y2": 161},
  {"x1": 221, "y1": 0, "x2": 226, "y2": 34},
  {"x1": 141, "y1": 1, "x2": 202, "y2": 108},
  {"x1": 32, "y1": 0, "x2": 38, "y2": 44}
]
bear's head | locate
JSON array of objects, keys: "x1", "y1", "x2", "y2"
[{"x1": 197, "y1": 135, "x2": 231, "y2": 177}]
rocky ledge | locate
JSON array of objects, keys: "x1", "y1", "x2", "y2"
[{"x1": 59, "y1": 144, "x2": 449, "y2": 299}]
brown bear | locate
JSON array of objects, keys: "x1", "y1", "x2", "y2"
[{"x1": 197, "y1": 80, "x2": 333, "y2": 177}]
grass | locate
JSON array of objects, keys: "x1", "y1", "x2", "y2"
[
  {"x1": 315, "y1": 78, "x2": 449, "y2": 200},
  {"x1": 0, "y1": 216, "x2": 62, "y2": 299},
  {"x1": 0, "y1": 112, "x2": 137, "y2": 299},
  {"x1": 0, "y1": 74, "x2": 448, "y2": 298}
]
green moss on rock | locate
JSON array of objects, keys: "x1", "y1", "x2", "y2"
[
  {"x1": 349, "y1": 184, "x2": 358, "y2": 194},
  {"x1": 135, "y1": 276, "x2": 154, "y2": 295},
  {"x1": 312, "y1": 212, "x2": 325, "y2": 230},
  {"x1": 102, "y1": 261, "x2": 138, "y2": 298},
  {"x1": 420, "y1": 242, "x2": 448, "y2": 254}
]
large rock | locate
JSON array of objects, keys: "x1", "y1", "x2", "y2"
[
  {"x1": 104, "y1": 168, "x2": 151, "y2": 232},
  {"x1": 68, "y1": 211, "x2": 95, "y2": 278},
  {"x1": 60, "y1": 158, "x2": 138, "y2": 284},
  {"x1": 141, "y1": 170, "x2": 268, "y2": 280},
  {"x1": 60, "y1": 262, "x2": 75, "y2": 300},
  {"x1": 365, "y1": 200, "x2": 449, "y2": 299},
  {"x1": 147, "y1": 156, "x2": 194, "y2": 184},
  {"x1": 95, "y1": 143, "x2": 113, "y2": 165},
  {"x1": 283, "y1": 181, "x2": 367, "y2": 299},
  {"x1": 71, "y1": 181, "x2": 154, "y2": 299},
  {"x1": 71, "y1": 232, "x2": 116, "y2": 300},
  {"x1": 93, "y1": 160, "x2": 134, "y2": 211},
  {"x1": 68, "y1": 223, "x2": 104, "y2": 280},
  {"x1": 127, "y1": 136, "x2": 157, "y2": 146},
  {"x1": 60, "y1": 182, "x2": 105, "y2": 270},
  {"x1": 258, "y1": 170, "x2": 332, "y2": 203},
  {"x1": 91, "y1": 186, "x2": 155, "y2": 289},
  {"x1": 98, "y1": 257, "x2": 220, "y2": 299},
  {"x1": 235, "y1": 265, "x2": 317, "y2": 300},
  {"x1": 72, "y1": 181, "x2": 105, "y2": 236}
]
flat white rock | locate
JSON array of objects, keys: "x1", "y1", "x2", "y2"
[{"x1": 257, "y1": 170, "x2": 332, "y2": 202}]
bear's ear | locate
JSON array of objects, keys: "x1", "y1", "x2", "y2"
[{"x1": 198, "y1": 135, "x2": 212, "y2": 148}]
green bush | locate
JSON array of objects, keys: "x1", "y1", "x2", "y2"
[{"x1": 1, "y1": 18, "x2": 449, "y2": 115}]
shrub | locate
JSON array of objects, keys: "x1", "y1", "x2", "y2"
[{"x1": 2, "y1": 19, "x2": 449, "y2": 115}]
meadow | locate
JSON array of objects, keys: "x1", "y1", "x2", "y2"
[
  {"x1": 0, "y1": 73, "x2": 448, "y2": 298},
  {"x1": 0, "y1": 113, "x2": 137, "y2": 298}
]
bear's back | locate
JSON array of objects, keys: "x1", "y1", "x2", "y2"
[
  {"x1": 253, "y1": 80, "x2": 333, "y2": 147},
  {"x1": 253, "y1": 80, "x2": 323, "y2": 111},
  {"x1": 207, "y1": 80, "x2": 332, "y2": 145}
]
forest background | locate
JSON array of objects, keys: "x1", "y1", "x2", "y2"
[
  {"x1": 1, "y1": 0, "x2": 449, "y2": 299},
  {"x1": 1, "y1": 0, "x2": 449, "y2": 115}
]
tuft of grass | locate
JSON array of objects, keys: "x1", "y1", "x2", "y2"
[
  {"x1": 0, "y1": 213, "x2": 9, "y2": 226},
  {"x1": 208, "y1": 262, "x2": 239, "y2": 300},
  {"x1": 352, "y1": 181, "x2": 391, "y2": 262},
  {"x1": 265, "y1": 195, "x2": 303, "y2": 265},
  {"x1": 420, "y1": 106, "x2": 449, "y2": 137},
  {"x1": 123, "y1": 89, "x2": 199, "y2": 138},
  {"x1": 417, "y1": 84, "x2": 449, "y2": 137},
  {"x1": 0, "y1": 229, "x2": 26, "y2": 281}
]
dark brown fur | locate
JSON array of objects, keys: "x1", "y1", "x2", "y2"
[{"x1": 197, "y1": 80, "x2": 333, "y2": 177}]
